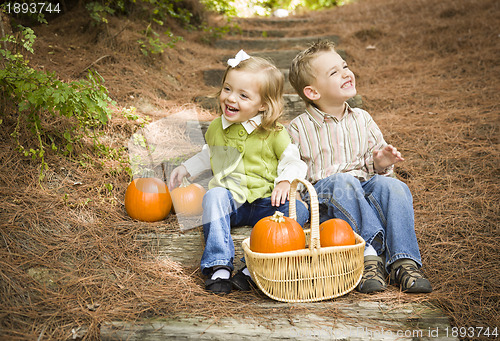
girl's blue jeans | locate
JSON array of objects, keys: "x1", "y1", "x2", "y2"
[
  {"x1": 200, "y1": 187, "x2": 309, "y2": 276},
  {"x1": 304, "y1": 173, "x2": 422, "y2": 272}
]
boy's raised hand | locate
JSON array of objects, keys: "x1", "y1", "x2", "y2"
[
  {"x1": 271, "y1": 180, "x2": 290, "y2": 207},
  {"x1": 373, "y1": 144, "x2": 404, "y2": 173}
]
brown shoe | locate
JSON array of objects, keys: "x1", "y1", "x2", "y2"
[
  {"x1": 357, "y1": 255, "x2": 387, "y2": 293},
  {"x1": 390, "y1": 259, "x2": 432, "y2": 293}
]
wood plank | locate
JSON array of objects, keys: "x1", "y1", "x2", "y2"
[
  {"x1": 135, "y1": 226, "x2": 252, "y2": 269},
  {"x1": 101, "y1": 300, "x2": 458, "y2": 340},
  {"x1": 214, "y1": 35, "x2": 340, "y2": 51}
]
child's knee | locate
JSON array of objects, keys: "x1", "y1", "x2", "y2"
[
  {"x1": 202, "y1": 187, "x2": 230, "y2": 207},
  {"x1": 380, "y1": 176, "x2": 411, "y2": 197}
]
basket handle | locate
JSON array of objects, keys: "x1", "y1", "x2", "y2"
[{"x1": 289, "y1": 178, "x2": 321, "y2": 250}]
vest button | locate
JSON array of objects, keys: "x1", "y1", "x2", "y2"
[
  {"x1": 237, "y1": 145, "x2": 244, "y2": 153},
  {"x1": 238, "y1": 129, "x2": 245, "y2": 136}
]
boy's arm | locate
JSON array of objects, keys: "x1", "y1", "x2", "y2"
[
  {"x1": 373, "y1": 144, "x2": 404, "y2": 173},
  {"x1": 362, "y1": 113, "x2": 394, "y2": 175}
]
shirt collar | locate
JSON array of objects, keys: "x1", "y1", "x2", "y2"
[
  {"x1": 305, "y1": 103, "x2": 353, "y2": 127},
  {"x1": 221, "y1": 114, "x2": 262, "y2": 134}
]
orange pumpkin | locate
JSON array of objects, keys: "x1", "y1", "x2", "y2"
[
  {"x1": 170, "y1": 177, "x2": 206, "y2": 216},
  {"x1": 319, "y1": 218, "x2": 355, "y2": 247},
  {"x1": 125, "y1": 177, "x2": 172, "y2": 222},
  {"x1": 250, "y1": 211, "x2": 306, "y2": 253}
]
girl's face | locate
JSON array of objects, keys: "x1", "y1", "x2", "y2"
[
  {"x1": 219, "y1": 69, "x2": 267, "y2": 124},
  {"x1": 306, "y1": 50, "x2": 357, "y2": 108}
]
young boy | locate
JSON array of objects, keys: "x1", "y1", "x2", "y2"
[{"x1": 287, "y1": 40, "x2": 432, "y2": 293}]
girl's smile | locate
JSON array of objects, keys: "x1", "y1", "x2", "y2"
[{"x1": 223, "y1": 103, "x2": 239, "y2": 117}]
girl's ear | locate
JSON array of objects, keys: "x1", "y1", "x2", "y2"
[
  {"x1": 303, "y1": 86, "x2": 320, "y2": 101},
  {"x1": 259, "y1": 102, "x2": 268, "y2": 112}
]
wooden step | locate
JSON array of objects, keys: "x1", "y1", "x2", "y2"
[
  {"x1": 232, "y1": 28, "x2": 287, "y2": 38},
  {"x1": 214, "y1": 34, "x2": 340, "y2": 51},
  {"x1": 135, "y1": 226, "x2": 250, "y2": 267},
  {"x1": 233, "y1": 17, "x2": 312, "y2": 28},
  {"x1": 101, "y1": 301, "x2": 458, "y2": 341}
]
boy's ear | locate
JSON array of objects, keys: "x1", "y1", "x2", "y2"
[{"x1": 303, "y1": 86, "x2": 320, "y2": 101}]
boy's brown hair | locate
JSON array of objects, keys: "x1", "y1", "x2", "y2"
[{"x1": 289, "y1": 40, "x2": 337, "y2": 105}]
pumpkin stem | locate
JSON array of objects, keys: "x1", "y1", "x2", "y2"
[
  {"x1": 180, "y1": 177, "x2": 191, "y2": 188},
  {"x1": 270, "y1": 211, "x2": 286, "y2": 223}
]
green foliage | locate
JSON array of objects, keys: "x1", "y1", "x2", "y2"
[
  {"x1": 137, "y1": 24, "x2": 183, "y2": 56},
  {"x1": 141, "y1": 0, "x2": 194, "y2": 26},
  {"x1": 86, "y1": 2, "x2": 117, "y2": 24},
  {"x1": 201, "y1": 0, "x2": 238, "y2": 16},
  {"x1": 202, "y1": 0, "x2": 351, "y2": 17},
  {"x1": 0, "y1": 25, "x2": 121, "y2": 182}
]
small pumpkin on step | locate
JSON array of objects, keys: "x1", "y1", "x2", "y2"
[
  {"x1": 170, "y1": 177, "x2": 206, "y2": 216},
  {"x1": 125, "y1": 177, "x2": 172, "y2": 222}
]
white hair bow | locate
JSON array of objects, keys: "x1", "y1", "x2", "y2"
[{"x1": 227, "y1": 50, "x2": 251, "y2": 67}]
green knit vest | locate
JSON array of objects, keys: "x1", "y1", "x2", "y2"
[{"x1": 205, "y1": 117, "x2": 291, "y2": 203}]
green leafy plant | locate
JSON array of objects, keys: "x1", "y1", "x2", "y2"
[
  {"x1": 137, "y1": 24, "x2": 183, "y2": 56},
  {"x1": 86, "y1": 2, "x2": 117, "y2": 24},
  {"x1": 0, "y1": 25, "x2": 120, "y2": 181}
]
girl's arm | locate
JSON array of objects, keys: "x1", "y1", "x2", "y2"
[
  {"x1": 169, "y1": 145, "x2": 210, "y2": 189},
  {"x1": 272, "y1": 143, "x2": 307, "y2": 206}
]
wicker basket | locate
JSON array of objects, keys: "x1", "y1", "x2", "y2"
[{"x1": 242, "y1": 178, "x2": 365, "y2": 303}]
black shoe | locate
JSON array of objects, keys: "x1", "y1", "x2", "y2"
[
  {"x1": 231, "y1": 268, "x2": 255, "y2": 291},
  {"x1": 205, "y1": 277, "x2": 232, "y2": 294}
]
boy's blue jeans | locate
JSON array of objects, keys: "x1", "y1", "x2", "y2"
[
  {"x1": 304, "y1": 173, "x2": 422, "y2": 272},
  {"x1": 200, "y1": 187, "x2": 309, "y2": 276}
]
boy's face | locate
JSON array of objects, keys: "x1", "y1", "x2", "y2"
[
  {"x1": 219, "y1": 69, "x2": 267, "y2": 124},
  {"x1": 304, "y1": 50, "x2": 357, "y2": 109}
]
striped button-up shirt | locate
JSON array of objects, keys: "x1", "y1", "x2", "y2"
[{"x1": 288, "y1": 104, "x2": 393, "y2": 183}]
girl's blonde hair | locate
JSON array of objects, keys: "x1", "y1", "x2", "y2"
[
  {"x1": 289, "y1": 40, "x2": 337, "y2": 106},
  {"x1": 219, "y1": 56, "x2": 284, "y2": 132}
]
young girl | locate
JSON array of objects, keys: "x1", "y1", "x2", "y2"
[{"x1": 169, "y1": 50, "x2": 309, "y2": 294}]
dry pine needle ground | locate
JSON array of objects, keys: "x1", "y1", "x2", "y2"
[{"x1": 0, "y1": 0, "x2": 499, "y2": 339}]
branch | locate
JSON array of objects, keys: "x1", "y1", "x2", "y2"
[{"x1": 0, "y1": 11, "x2": 7, "y2": 50}]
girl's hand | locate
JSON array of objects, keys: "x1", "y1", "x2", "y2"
[
  {"x1": 373, "y1": 144, "x2": 404, "y2": 173},
  {"x1": 169, "y1": 165, "x2": 190, "y2": 189},
  {"x1": 271, "y1": 181, "x2": 290, "y2": 207}
]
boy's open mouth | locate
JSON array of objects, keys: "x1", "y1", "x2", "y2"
[{"x1": 341, "y1": 80, "x2": 353, "y2": 89}]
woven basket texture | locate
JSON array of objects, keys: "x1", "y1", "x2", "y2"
[{"x1": 242, "y1": 178, "x2": 365, "y2": 303}]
